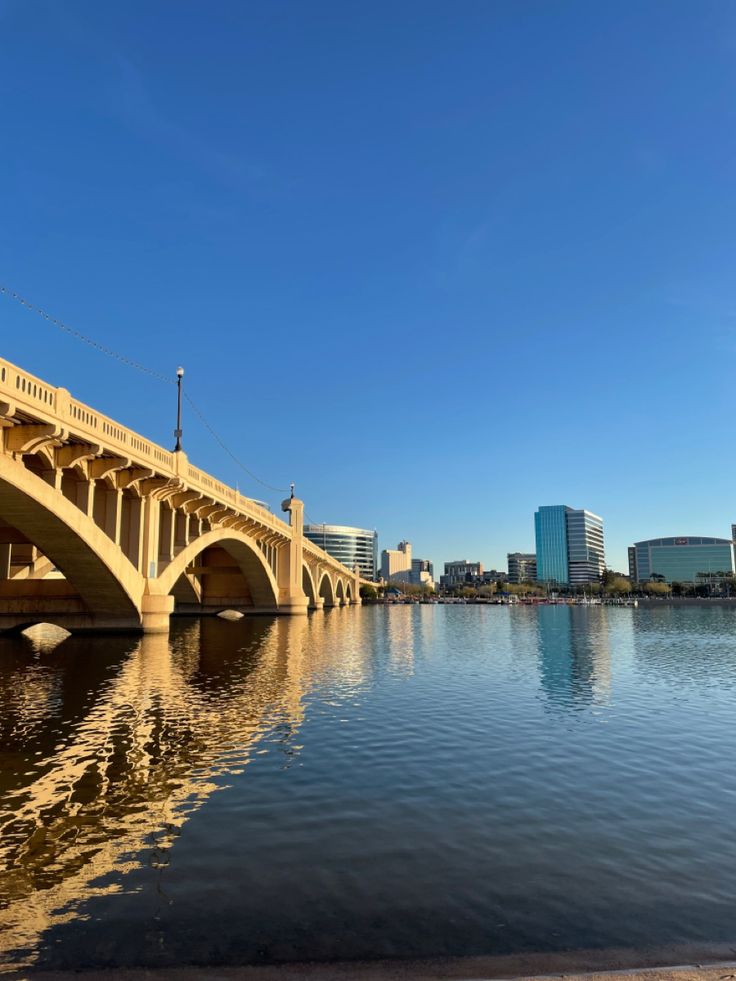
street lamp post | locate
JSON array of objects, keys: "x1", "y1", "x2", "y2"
[{"x1": 174, "y1": 366, "x2": 184, "y2": 452}]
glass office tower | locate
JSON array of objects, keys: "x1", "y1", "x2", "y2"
[
  {"x1": 535, "y1": 506, "x2": 570, "y2": 584},
  {"x1": 567, "y1": 509, "x2": 605, "y2": 585},
  {"x1": 303, "y1": 524, "x2": 378, "y2": 581},
  {"x1": 629, "y1": 537, "x2": 734, "y2": 583},
  {"x1": 535, "y1": 505, "x2": 605, "y2": 585}
]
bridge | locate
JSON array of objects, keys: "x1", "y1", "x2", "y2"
[{"x1": 0, "y1": 355, "x2": 370, "y2": 634}]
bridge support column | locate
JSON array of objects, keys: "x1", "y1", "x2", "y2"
[
  {"x1": 76, "y1": 478, "x2": 96, "y2": 519},
  {"x1": 104, "y1": 487, "x2": 123, "y2": 545},
  {"x1": 126, "y1": 497, "x2": 144, "y2": 572},
  {"x1": 353, "y1": 564, "x2": 363, "y2": 606},
  {"x1": 0, "y1": 544, "x2": 10, "y2": 580},
  {"x1": 141, "y1": 592, "x2": 174, "y2": 633},
  {"x1": 175, "y1": 510, "x2": 190, "y2": 549},
  {"x1": 159, "y1": 504, "x2": 175, "y2": 563},
  {"x1": 277, "y1": 497, "x2": 308, "y2": 616},
  {"x1": 142, "y1": 494, "x2": 161, "y2": 579},
  {"x1": 42, "y1": 469, "x2": 62, "y2": 492},
  {"x1": 310, "y1": 596, "x2": 325, "y2": 611}
]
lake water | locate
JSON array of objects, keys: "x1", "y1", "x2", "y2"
[{"x1": 1, "y1": 604, "x2": 736, "y2": 972}]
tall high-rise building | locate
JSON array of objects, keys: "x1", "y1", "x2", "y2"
[
  {"x1": 507, "y1": 553, "x2": 537, "y2": 584},
  {"x1": 534, "y1": 505, "x2": 605, "y2": 585},
  {"x1": 304, "y1": 524, "x2": 378, "y2": 581}
]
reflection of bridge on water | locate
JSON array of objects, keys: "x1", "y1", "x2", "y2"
[
  {"x1": 0, "y1": 609, "x2": 370, "y2": 967},
  {"x1": 0, "y1": 356, "x2": 371, "y2": 635}
]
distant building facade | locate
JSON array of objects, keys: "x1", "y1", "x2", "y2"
[
  {"x1": 628, "y1": 536, "x2": 735, "y2": 583},
  {"x1": 381, "y1": 540, "x2": 412, "y2": 582},
  {"x1": 535, "y1": 505, "x2": 605, "y2": 585},
  {"x1": 411, "y1": 558, "x2": 435, "y2": 589},
  {"x1": 304, "y1": 524, "x2": 378, "y2": 581},
  {"x1": 507, "y1": 553, "x2": 537, "y2": 584},
  {"x1": 440, "y1": 560, "x2": 483, "y2": 588}
]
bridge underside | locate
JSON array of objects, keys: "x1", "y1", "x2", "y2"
[{"x1": 0, "y1": 514, "x2": 355, "y2": 634}]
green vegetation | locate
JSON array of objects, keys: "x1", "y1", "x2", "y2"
[{"x1": 384, "y1": 581, "x2": 435, "y2": 598}]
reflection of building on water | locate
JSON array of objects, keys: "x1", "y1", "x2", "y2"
[
  {"x1": 535, "y1": 606, "x2": 611, "y2": 709},
  {"x1": 384, "y1": 605, "x2": 417, "y2": 676},
  {"x1": 0, "y1": 615, "x2": 317, "y2": 967}
]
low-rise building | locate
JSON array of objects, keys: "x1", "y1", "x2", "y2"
[
  {"x1": 628, "y1": 535, "x2": 735, "y2": 583},
  {"x1": 440, "y1": 560, "x2": 483, "y2": 589},
  {"x1": 411, "y1": 558, "x2": 435, "y2": 589},
  {"x1": 507, "y1": 553, "x2": 537, "y2": 584}
]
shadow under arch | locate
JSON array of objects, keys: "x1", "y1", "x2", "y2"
[
  {"x1": 155, "y1": 528, "x2": 279, "y2": 610},
  {"x1": 302, "y1": 564, "x2": 317, "y2": 607},
  {"x1": 318, "y1": 571, "x2": 335, "y2": 606},
  {"x1": 0, "y1": 456, "x2": 143, "y2": 629},
  {"x1": 335, "y1": 578, "x2": 345, "y2": 602}
]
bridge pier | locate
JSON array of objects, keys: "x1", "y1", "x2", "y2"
[
  {"x1": 141, "y1": 592, "x2": 175, "y2": 634},
  {"x1": 276, "y1": 497, "x2": 309, "y2": 616}
]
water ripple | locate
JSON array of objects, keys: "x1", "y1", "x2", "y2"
[{"x1": 1, "y1": 605, "x2": 736, "y2": 969}]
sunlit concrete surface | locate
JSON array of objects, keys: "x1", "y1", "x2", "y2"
[{"x1": 0, "y1": 356, "x2": 368, "y2": 634}]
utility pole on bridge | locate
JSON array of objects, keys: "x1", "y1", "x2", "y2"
[{"x1": 174, "y1": 366, "x2": 184, "y2": 452}]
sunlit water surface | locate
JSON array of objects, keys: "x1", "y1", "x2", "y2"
[{"x1": 1, "y1": 605, "x2": 736, "y2": 970}]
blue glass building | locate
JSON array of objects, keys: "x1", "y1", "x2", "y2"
[
  {"x1": 535, "y1": 506, "x2": 570, "y2": 584},
  {"x1": 535, "y1": 505, "x2": 606, "y2": 585}
]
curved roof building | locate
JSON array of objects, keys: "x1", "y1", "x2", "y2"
[
  {"x1": 304, "y1": 524, "x2": 378, "y2": 581},
  {"x1": 628, "y1": 536, "x2": 735, "y2": 583}
]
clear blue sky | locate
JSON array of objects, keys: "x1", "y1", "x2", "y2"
[{"x1": 1, "y1": 0, "x2": 734, "y2": 575}]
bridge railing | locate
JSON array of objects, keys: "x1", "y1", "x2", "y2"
[
  {"x1": 0, "y1": 357, "x2": 59, "y2": 415},
  {"x1": 1, "y1": 355, "x2": 372, "y2": 573},
  {"x1": 0, "y1": 355, "x2": 290, "y2": 536}
]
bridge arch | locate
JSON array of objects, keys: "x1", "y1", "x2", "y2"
[
  {"x1": 318, "y1": 571, "x2": 335, "y2": 606},
  {"x1": 0, "y1": 454, "x2": 143, "y2": 629},
  {"x1": 154, "y1": 528, "x2": 279, "y2": 610},
  {"x1": 335, "y1": 578, "x2": 345, "y2": 603},
  {"x1": 346, "y1": 581, "x2": 353, "y2": 601}
]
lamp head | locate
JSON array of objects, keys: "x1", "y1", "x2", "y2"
[{"x1": 176, "y1": 366, "x2": 184, "y2": 378}]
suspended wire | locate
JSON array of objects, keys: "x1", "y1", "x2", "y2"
[
  {"x1": 0, "y1": 283, "x2": 290, "y2": 494},
  {"x1": 183, "y1": 392, "x2": 289, "y2": 494},
  {"x1": 0, "y1": 285, "x2": 173, "y2": 384}
]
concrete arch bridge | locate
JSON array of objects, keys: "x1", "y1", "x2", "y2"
[{"x1": 0, "y1": 356, "x2": 370, "y2": 633}]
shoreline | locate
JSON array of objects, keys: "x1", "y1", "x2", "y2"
[{"x1": 12, "y1": 943, "x2": 736, "y2": 981}]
